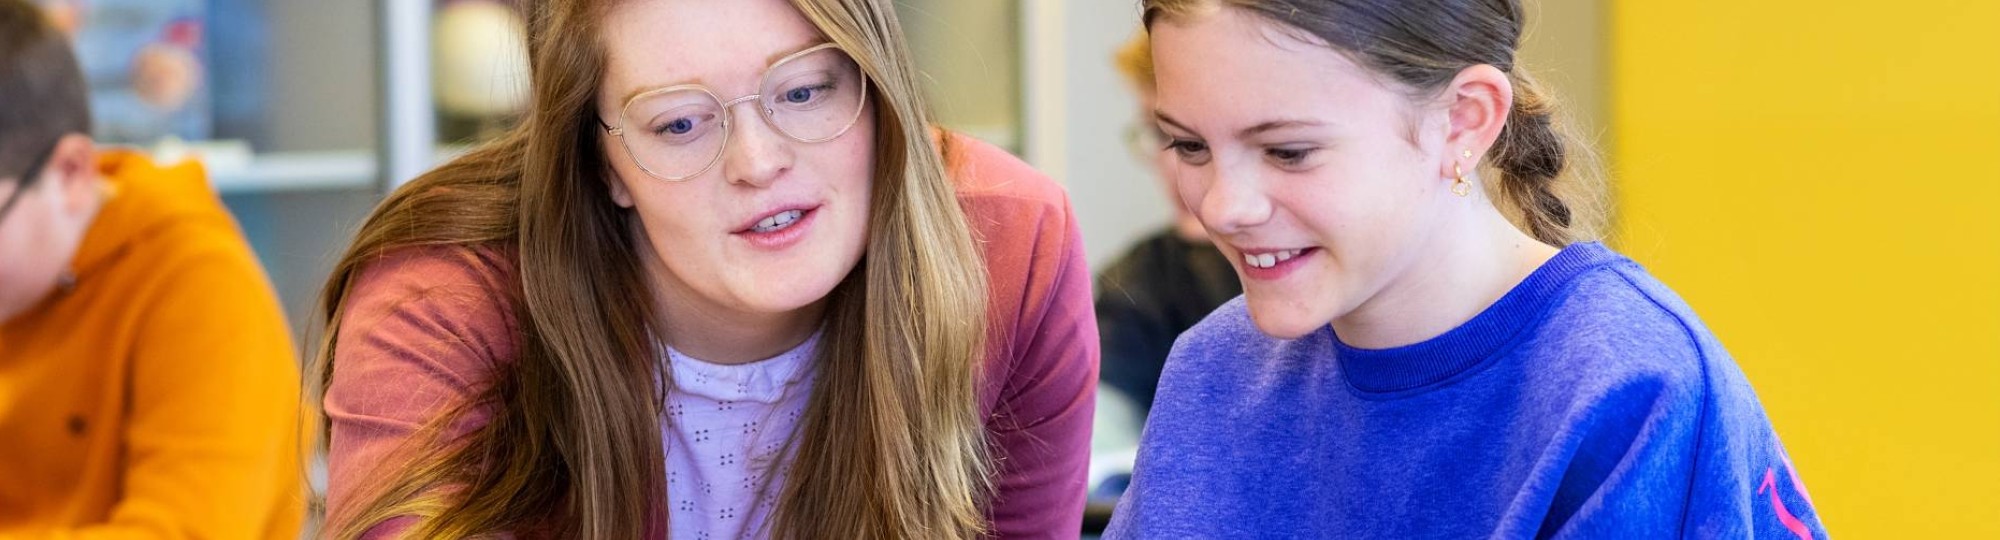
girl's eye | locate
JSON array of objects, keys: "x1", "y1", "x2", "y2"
[
  {"x1": 1267, "y1": 147, "x2": 1318, "y2": 166},
  {"x1": 1167, "y1": 139, "x2": 1209, "y2": 159}
]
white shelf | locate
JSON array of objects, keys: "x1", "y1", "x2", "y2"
[
  {"x1": 208, "y1": 150, "x2": 376, "y2": 194},
  {"x1": 205, "y1": 146, "x2": 472, "y2": 195}
]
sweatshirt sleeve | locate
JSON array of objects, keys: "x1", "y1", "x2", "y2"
[
  {"x1": 1677, "y1": 357, "x2": 1827, "y2": 539},
  {"x1": 1548, "y1": 350, "x2": 1827, "y2": 539},
  {"x1": 951, "y1": 133, "x2": 1101, "y2": 539}
]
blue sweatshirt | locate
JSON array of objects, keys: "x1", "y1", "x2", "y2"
[{"x1": 1105, "y1": 243, "x2": 1826, "y2": 539}]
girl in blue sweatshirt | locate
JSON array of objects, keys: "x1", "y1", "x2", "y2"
[{"x1": 1104, "y1": 0, "x2": 1827, "y2": 538}]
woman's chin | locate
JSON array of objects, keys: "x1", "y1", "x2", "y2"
[{"x1": 730, "y1": 273, "x2": 846, "y2": 317}]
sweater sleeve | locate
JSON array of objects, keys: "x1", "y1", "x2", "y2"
[
  {"x1": 321, "y1": 246, "x2": 519, "y2": 538},
  {"x1": 1546, "y1": 351, "x2": 1827, "y2": 539},
  {"x1": 1677, "y1": 357, "x2": 1827, "y2": 539},
  {"x1": 943, "y1": 130, "x2": 1102, "y2": 539},
  {"x1": 983, "y1": 190, "x2": 1099, "y2": 539}
]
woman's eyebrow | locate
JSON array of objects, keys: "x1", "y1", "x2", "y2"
[{"x1": 617, "y1": 40, "x2": 831, "y2": 105}]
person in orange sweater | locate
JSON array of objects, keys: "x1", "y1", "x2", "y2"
[{"x1": 0, "y1": 2, "x2": 304, "y2": 537}]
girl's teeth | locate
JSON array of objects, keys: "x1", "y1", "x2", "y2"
[{"x1": 1244, "y1": 249, "x2": 1303, "y2": 269}]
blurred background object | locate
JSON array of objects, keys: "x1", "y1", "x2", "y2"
[
  {"x1": 432, "y1": 0, "x2": 526, "y2": 143},
  {"x1": 895, "y1": 1, "x2": 1023, "y2": 151},
  {"x1": 53, "y1": 0, "x2": 212, "y2": 144},
  {"x1": 130, "y1": 27, "x2": 203, "y2": 111}
]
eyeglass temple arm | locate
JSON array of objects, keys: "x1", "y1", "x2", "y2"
[{"x1": 0, "y1": 140, "x2": 60, "y2": 218}]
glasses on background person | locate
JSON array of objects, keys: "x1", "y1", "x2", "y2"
[
  {"x1": 0, "y1": 139, "x2": 57, "y2": 224},
  {"x1": 1123, "y1": 121, "x2": 1166, "y2": 166}
]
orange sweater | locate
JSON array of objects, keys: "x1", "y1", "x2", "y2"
[{"x1": 0, "y1": 152, "x2": 303, "y2": 539}]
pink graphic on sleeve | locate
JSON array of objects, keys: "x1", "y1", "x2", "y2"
[{"x1": 1758, "y1": 468, "x2": 1814, "y2": 540}]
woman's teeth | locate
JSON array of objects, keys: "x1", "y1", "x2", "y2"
[
  {"x1": 751, "y1": 209, "x2": 805, "y2": 233},
  {"x1": 1243, "y1": 249, "x2": 1304, "y2": 269}
]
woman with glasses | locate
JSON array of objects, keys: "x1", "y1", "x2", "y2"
[
  {"x1": 315, "y1": 0, "x2": 1095, "y2": 538},
  {"x1": 1106, "y1": 0, "x2": 1824, "y2": 537}
]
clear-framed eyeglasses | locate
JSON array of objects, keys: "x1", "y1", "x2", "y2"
[{"x1": 601, "y1": 42, "x2": 870, "y2": 182}]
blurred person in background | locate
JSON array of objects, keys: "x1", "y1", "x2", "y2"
[
  {"x1": 0, "y1": 0, "x2": 304, "y2": 537},
  {"x1": 1094, "y1": 31, "x2": 1242, "y2": 419},
  {"x1": 1085, "y1": 31, "x2": 1242, "y2": 516}
]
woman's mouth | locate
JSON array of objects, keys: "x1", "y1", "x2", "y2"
[
  {"x1": 749, "y1": 209, "x2": 806, "y2": 233},
  {"x1": 733, "y1": 205, "x2": 821, "y2": 250}
]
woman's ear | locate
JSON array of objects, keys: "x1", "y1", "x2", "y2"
[
  {"x1": 601, "y1": 137, "x2": 637, "y2": 209},
  {"x1": 1440, "y1": 64, "x2": 1512, "y2": 177},
  {"x1": 606, "y1": 172, "x2": 636, "y2": 208}
]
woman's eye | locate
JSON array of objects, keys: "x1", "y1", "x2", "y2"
[
  {"x1": 780, "y1": 83, "x2": 831, "y2": 105},
  {"x1": 651, "y1": 113, "x2": 713, "y2": 138}
]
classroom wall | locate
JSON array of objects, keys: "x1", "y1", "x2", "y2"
[
  {"x1": 1610, "y1": 1, "x2": 2000, "y2": 535},
  {"x1": 1060, "y1": 0, "x2": 1170, "y2": 269}
]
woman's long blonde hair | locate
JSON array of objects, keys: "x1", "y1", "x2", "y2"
[{"x1": 309, "y1": 0, "x2": 992, "y2": 537}]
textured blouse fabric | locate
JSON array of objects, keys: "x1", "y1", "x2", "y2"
[{"x1": 661, "y1": 331, "x2": 819, "y2": 540}]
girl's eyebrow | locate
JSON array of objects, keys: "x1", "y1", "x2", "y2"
[
  {"x1": 1153, "y1": 111, "x2": 1329, "y2": 139},
  {"x1": 1154, "y1": 111, "x2": 1196, "y2": 134},
  {"x1": 1238, "y1": 118, "x2": 1325, "y2": 138}
]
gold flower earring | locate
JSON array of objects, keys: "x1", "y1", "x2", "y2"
[{"x1": 1451, "y1": 150, "x2": 1473, "y2": 197}]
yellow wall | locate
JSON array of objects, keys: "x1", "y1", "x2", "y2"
[{"x1": 1611, "y1": 1, "x2": 2000, "y2": 536}]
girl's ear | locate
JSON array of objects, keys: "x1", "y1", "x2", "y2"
[{"x1": 1438, "y1": 64, "x2": 1512, "y2": 178}]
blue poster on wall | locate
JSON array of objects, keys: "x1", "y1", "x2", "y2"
[{"x1": 40, "y1": 0, "x2": 211, "y2": 145}]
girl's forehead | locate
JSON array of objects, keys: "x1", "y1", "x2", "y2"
[{"x1": 1152, "y1": 10, "x2": 1399, "y2": 134}]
